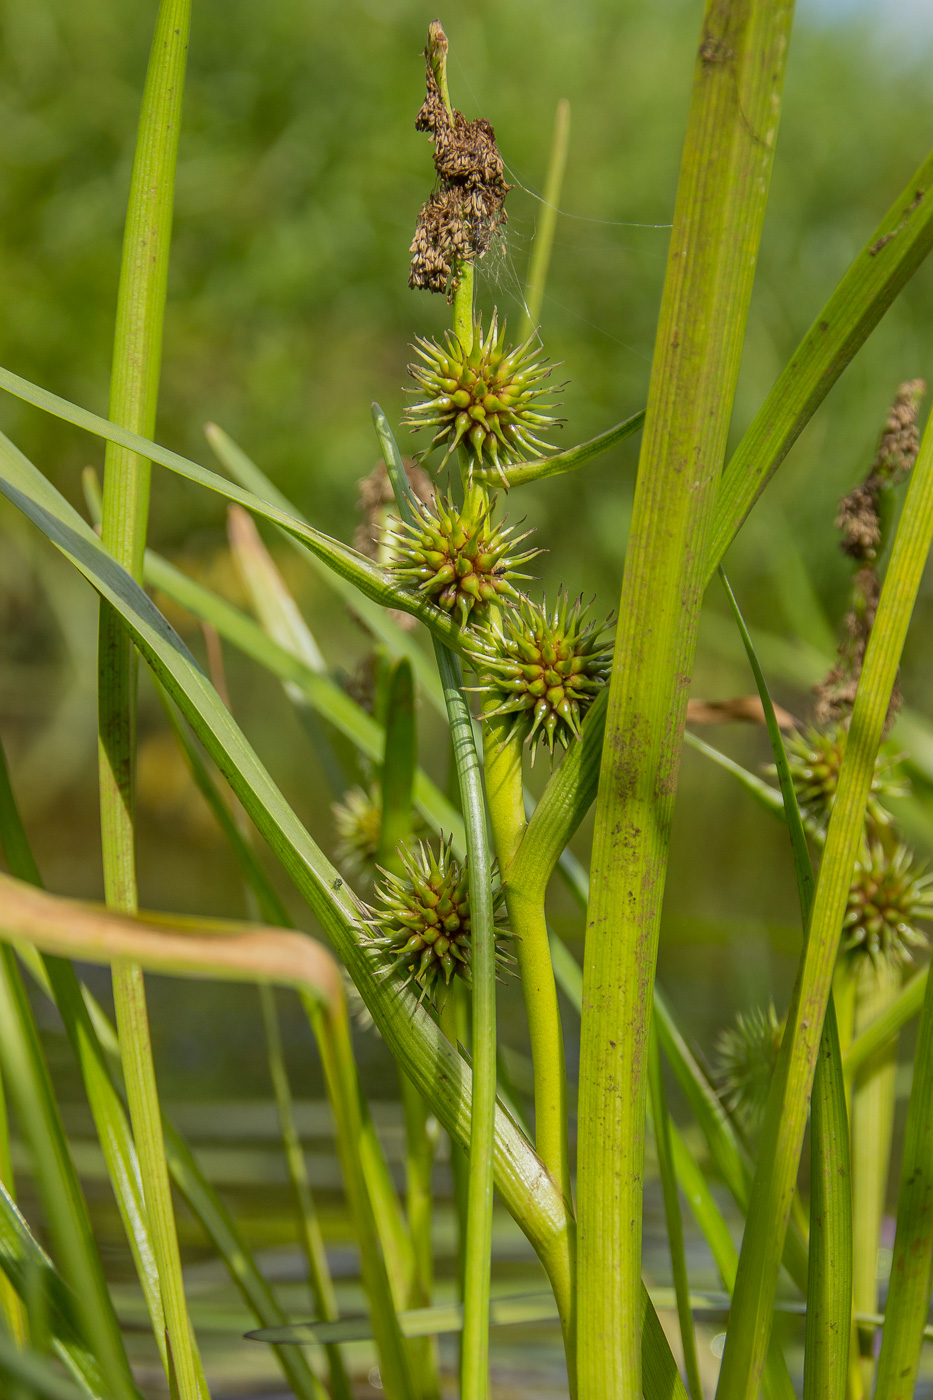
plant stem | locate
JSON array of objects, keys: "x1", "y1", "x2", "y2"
[
  {"x1": 849, "y1": 958, "x2": 899, "y2": 1389},
  {"x1": 96, "y1": 4, "x2": 200, "y2": 1397},
  {"x1": 258, "y1": 984, "x2": 351, "y2": 1400},
  {"x1": 576, "y1": 3, "x2": 793, "y2": 1393},
  {"x1": 520, "y1": 99, "x2": 570, "y2": 337},
  {"x1": 484, "y1": 713, "x2": 570, "y2": 1204}
]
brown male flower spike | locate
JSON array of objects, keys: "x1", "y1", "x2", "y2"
[{"x1": 408, "y1": 22, "x2": 512, "y2": 299}]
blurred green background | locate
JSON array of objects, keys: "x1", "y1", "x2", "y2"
[{"x1": 2, "y1": 0, "x2": 933, "y2": 1389}]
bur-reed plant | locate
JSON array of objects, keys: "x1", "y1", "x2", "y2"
[{"x1": 4, "y1": 6, "x2": 933, "y2": 1400}]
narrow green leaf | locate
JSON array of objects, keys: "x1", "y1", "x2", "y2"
[
  {"x1": 719, "y1": 567, "x2": 851, "y2": 1399},
  {"x1": 647, "y1": 1025, "x2": 704, "y2": 1400},
  {"x1": 873, "y1": 961, "x2": 933, "y2": 1398},
  {"x1": 0, "y1": 1183, "x2": 107, "y2": 1398},
  {"x1": 144, "y1": 547, "x2": 466, "y2": 853},
  {"x1": 475, "y1": 409, "x2": 645, "y2": 490},
  {"x1": 205, "y1": 420, "x2": 447, "y2": 717},
  {"x1": 0, "y1": 364, "x2": 473, "y2": 657},
  {"x1": 0, "y1": 430, "x2": 577, "y2": 1346},
  {"x1": 519, "y1": 98, "x2": 571, "y2": 337},
  {"x1": 706, "y1": 144, "x2": 933, "y2": 579},
  {"x1": 716, "y1": 375, "x2": 933, "y2": 1400},
  {"x1": 843, "y1": 967, "x2": 927, "y2": 1077},
  {"x1": 228, "y1": 504, "x2": 346, "y2": 797},
  {"x1": 0, "y1": 1334, "x2": 92, "y2": 1400},
  {"x1": 0, "y1": 950, "x2": 138, "y2": 1400},
  {"x1": 578, "y1": 6, "x2": 794, "y2": 1391},
  {"x1": 378, "y1": 660, "x2": 416, "y2": 869}
]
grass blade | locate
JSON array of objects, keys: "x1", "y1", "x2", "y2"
[
  {"x1": 706, "y1": 144, "x2": 933, "y2": 579},
  {"x1": 843, "y1": 967, "x2": 927, "y2": 1076},
  {"x1": 474, "y1": 410, "x2": 645, "y2": 490},
  {"x1": 720, "y1": 566, "x2": 851, "y2": 1398},
  {"x1": 207, "y1": 419, "x2": 447, "y2": 716},
  {"x1": 873, "y1": 959, "x2": 933, "y2": 1397},
  {"x1": 520, "y1": 97, "x2": 571, "y2": 337},
  {"x1": 0, "y1": 428, "x2": 577, "y2": 1344},
  {"x1": 578, "y1": 5, "x2": 794, "y2": 1391},
  {"x1": 647, "y1": 1025, "x2": 703, "y2": 1400},
  {"x1": 715, "y1": 385, "x2": 933, "y2": 1400},
  {"x1": 143, "y1": 546, "x2": 466, "y2": 851},
  {"x1": 94, "y1": 4, "x2": 203, "y2": 1395},
  {"x1": 0, "y1": 950, "x2": 138, "y2": 1399},
  {"x1": 0, "y1": 363, "x2": 473, "y2": 656}
]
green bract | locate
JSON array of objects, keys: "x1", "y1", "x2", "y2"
[
  {"x1": 470, "y1": 592, "x2": 613, "y2": 760},
  {"x1": 358, "y1": 837, "x2": 512, "y2": 1001},
  {"x1": 843, "y1": 842, "x2": 933, "y2": 967},
  {"x1": 403, "y1": 311, "x2": 560, "y2": 480},
  {"x1": 389, "y1": 490, "x2": 538, "y2": 625}
]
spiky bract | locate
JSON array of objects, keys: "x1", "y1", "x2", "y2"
[
  {"x1": 469, "y1": 592, "x2": 613, "y2": 759},
  {"x1": 358, "y1": 837, "x2": 511, "y2": 1001},
  {"x1": 403, "y1": 312, "x2": 560, "y2": 479},
  {"x1": 714, "y1": 1002, "x2": 783, "y2": 1133},
  {"x1": 390, "y1": 490, "x2": 538, "y2": 625},
  {"x1": 843, "y1": 842, "x2": 933, "y2": 967},
  {"x1": 782, "y1": 724, "x2": 906, "y2": 832}
]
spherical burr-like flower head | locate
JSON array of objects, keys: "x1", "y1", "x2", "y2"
[
  {"x1": 784, "y1": 724, "x2": 906, "y2": 832},
  {"x1": 843, "y1": 842, "x2": 933, "y2": 967},
  {"x1": 389, "y1": 490, "x2": 538, "y2": 626},
  {"x1": 358, "y1": 838, "x2": 511, "y2": 1002},
  {"x1": 469, "y1": 592, "x2": 613, "y2": 760},
  {"x1": 714, "y1": 1003, "x2": 783, "y2": 1133},
  {"x1": 332, "y1": 785, "x2": 383, "y2": 879},
  {"x1": 402, "y1": 312, "x2": 561, "y2": 481}
]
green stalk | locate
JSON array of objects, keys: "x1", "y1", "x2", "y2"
[
  {"x1": 0, "y1": 1063, "x2": 26, "y2": 1349},
  {"x1": 577, "y1": 5, "x2": 794, "y2": 1393},
  {"x1": 720, "y1": 569, "x2": 851, "y2": 1400},
  {"x1": 378, "y1": 659, "x2": 440, "y2": 1400},
  {"x1": 0, "y1": 948, "x2": 139, "y2": 1399},
  {"x1": 95, "y1": 4, "x2": 198, "y2": 1398},
  {"x1": 520, "y1": 98, "x2": 570, "y2": 337},
  {"x1": 873, "y1": 949, "x2": 933, "y2": 1398},
  {"x1": 647, "y1": 1025, "x2": 702, "y2": 1400},
  {"x1": 258, "y1": 984, "x2": 350, "y2": 1400},
  {"x1": 844, "y1": 968, "x2": 927, "y2": 1076},
  {"x1": 381, "y1": 361, "x2": 499, "y2": 1399},
  {"x1": 715, "y1": 393, "x2": 933, "y2": 1400},
  {"x1": 485, "y1": 715, "x2": 570, "y2": 1206},
  {"x1": 302, "y1": 993, "x2": 416, "y2": 1400},
  {"x1": 849, "y1": 958, "x2": 899, "y2": 1387}
]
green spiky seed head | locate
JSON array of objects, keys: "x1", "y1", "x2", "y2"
[
  {"x1": 389, "y1": 490, "x2": 538, "y2": 625},
  {"x1": 843, "y1": 842, "x2": 933, "y2": 967},
  {"x1": 780, "y1": 724, "x2": 906, "y2": 832},
  {"x1": 358, "y1": 837, "x2": 511, "y2": 1001},
  {"x1": 714, "y1": 1003, "x2": 783, "y2": 1133},
  {"x1": 332, "y1": 785, "x2": 383, "y2": 878},
  {"x1": 402, "y1": 311, "x2": 560, "y2": 480},
  {"x1": 469, "y1": 592, "x2": 613, "y2": 759}
]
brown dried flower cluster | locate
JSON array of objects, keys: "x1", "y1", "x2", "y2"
[
  {"x1": 815, "y1": 379, "x2": 925, "y2": 728},
  {"x1": 408, "y1": 27, "x2": 511, "y2": 298}
]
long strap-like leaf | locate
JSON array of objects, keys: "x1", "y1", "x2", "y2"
[{"x1": 577, "y1": 5, "x2": 794, "y2": 1393}]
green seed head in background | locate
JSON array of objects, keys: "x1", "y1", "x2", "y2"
[
  {"x1": 843, "y1": 842, "x2": 933, "y2": 968},
  {"x1": 782, "y1": 723, "x2": 907, "y2": 833},
  {"x1": 358, "y1": 837, "x2": 512, "y2": 1001},
  {"x1": 470, "y1": 591, "x2": 613, "y2": 760},
  {"x1": 714, "y1": 1002, "x2": 783, "y2": 1133}
]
